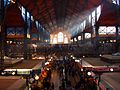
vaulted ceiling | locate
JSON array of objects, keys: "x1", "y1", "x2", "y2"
[{"x1": 18, "y1": 0, "x2": 104, "y2": 34}]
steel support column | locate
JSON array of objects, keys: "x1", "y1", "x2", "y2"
[
  {"x1": 81, "y1": 32, "x2": 85, "y2": 44},
  {"x1": 23, "y1": 9, "x2": 28, "y2": 60},
  {"x1": 37, "y1": 21, "x2": 39, "y2": 41},
  {"x1": 90, "y1": 32, "x2": 93, "y2": 44},
  {"x1": 28, "y1": 13, "x2": 32, "y2": 59},
  {"x1": 38, "y1": 24, "x2": 41, "y2": 41},
  {"x1": 115, "y1": 26, "x2": 119, "y2": 52},
  {"x1": 0, "y1": 0, "x2": 4, "y2": 69},
  {"x1": 91, "y1": 27, "x2": 95, "y2": 44},
  {"x1": 95, "y1": 25, "x2": 99, "y2": 56}
]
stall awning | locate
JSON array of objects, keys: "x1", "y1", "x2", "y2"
[
  {"x1": 97, "y1": 1, "x2": 120, "y2": 26},
  {"x1": 4, "y1": 4, "x2": 25, "y2": 27}
]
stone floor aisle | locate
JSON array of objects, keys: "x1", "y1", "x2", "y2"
[{"x1": 51, "y1": 70, "x2": 61, "y2": 90}]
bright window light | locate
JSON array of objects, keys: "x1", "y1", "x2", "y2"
[
  {"x1": 74, "y1": 38, "x2": 77, "y2": 41},
  {"x1": 112, "y1": 0, "x2": 118, "y2": 4},
  {"x1": 22, "y1": 6, "x2": 25, "y2": 16},
  {"x1": 99, "y1": 26, "x2": 106, "y2": 34},
  {"x1": 83, "y1": 20, "x2": 86, "y2": 29},
  {"x1": 97, "y1": 5, "x2": 101, "y2": 21},
  {"x1": 92, "y1": 11, "x2": 95, "y2": 25},
  {"x1": 89, "y1": 15, "x2": 91, "y2": 23},
  {"x1": 99, "y1": 26, "x2": 116, "y2": 35},
  {"x1": 119, "y1": 27, "x2": 120, "y2": 34},
  {"x1": 106, "y1": 27, "x2": 116, "y2": 34},
  {"x1": 81, "y1": 22, "x2": 84, "y2": 31},
  {"x1": 31, "y1": 16, "x2": 34, "y2": 21},
  {"x1": 58, "y1": 32, "x2": 64, "y2": 42},
  {"x1": 64, "y1": 37, "x2": 68, "y2": 44},
  {"x1": 53, "y1": 37, "x2": 57, "y2": 44},
  {"x1": 70, "y1": 39, "x2": 73, "y2": 42},
  {"x1": 113, "y1": 1, "x2": 116, "y2": 4},
  {"x1": 27, "y1": 12, "x2": 30, "y2": 18},
  {"x1": 85, "y1": 33, "x2": 91, "y2": 39},
  {"x1": 78, "y1": 36, "x2": 81, "y2": 40}
]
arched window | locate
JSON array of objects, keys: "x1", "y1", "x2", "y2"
[
  {"x1": 53, "y1": 37, "x2": 57, "y2": 44},
  {"x1": 64, "y1": 37, "x2": 68, "y2": 44},
  {"x1": 58, "y1": 32, "x2": 63, "y2": 42}
]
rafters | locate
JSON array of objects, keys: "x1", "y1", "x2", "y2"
[{"x1": 18, "y1": 0, "x2": 103, "y2": 34}]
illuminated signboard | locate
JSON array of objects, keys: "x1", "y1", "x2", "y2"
[
  {"x1": 17, "y1": 69, "x2": 32, "y2": 75},
  {"x1": 4, "y1": 69, "x2": 32, "y2": 75}
]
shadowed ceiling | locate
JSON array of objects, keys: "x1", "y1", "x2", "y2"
[{"x1": 18, "y1": 0, "x2": 104, "y2": 34}]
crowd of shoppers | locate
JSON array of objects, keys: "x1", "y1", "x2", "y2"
[{"x1": 32, "y1": 57, "x2": 97, "y2": 90}]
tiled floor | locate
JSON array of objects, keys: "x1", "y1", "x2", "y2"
[{"x1": 50, "y1": 70, "x2": 61, "y2": 90}]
